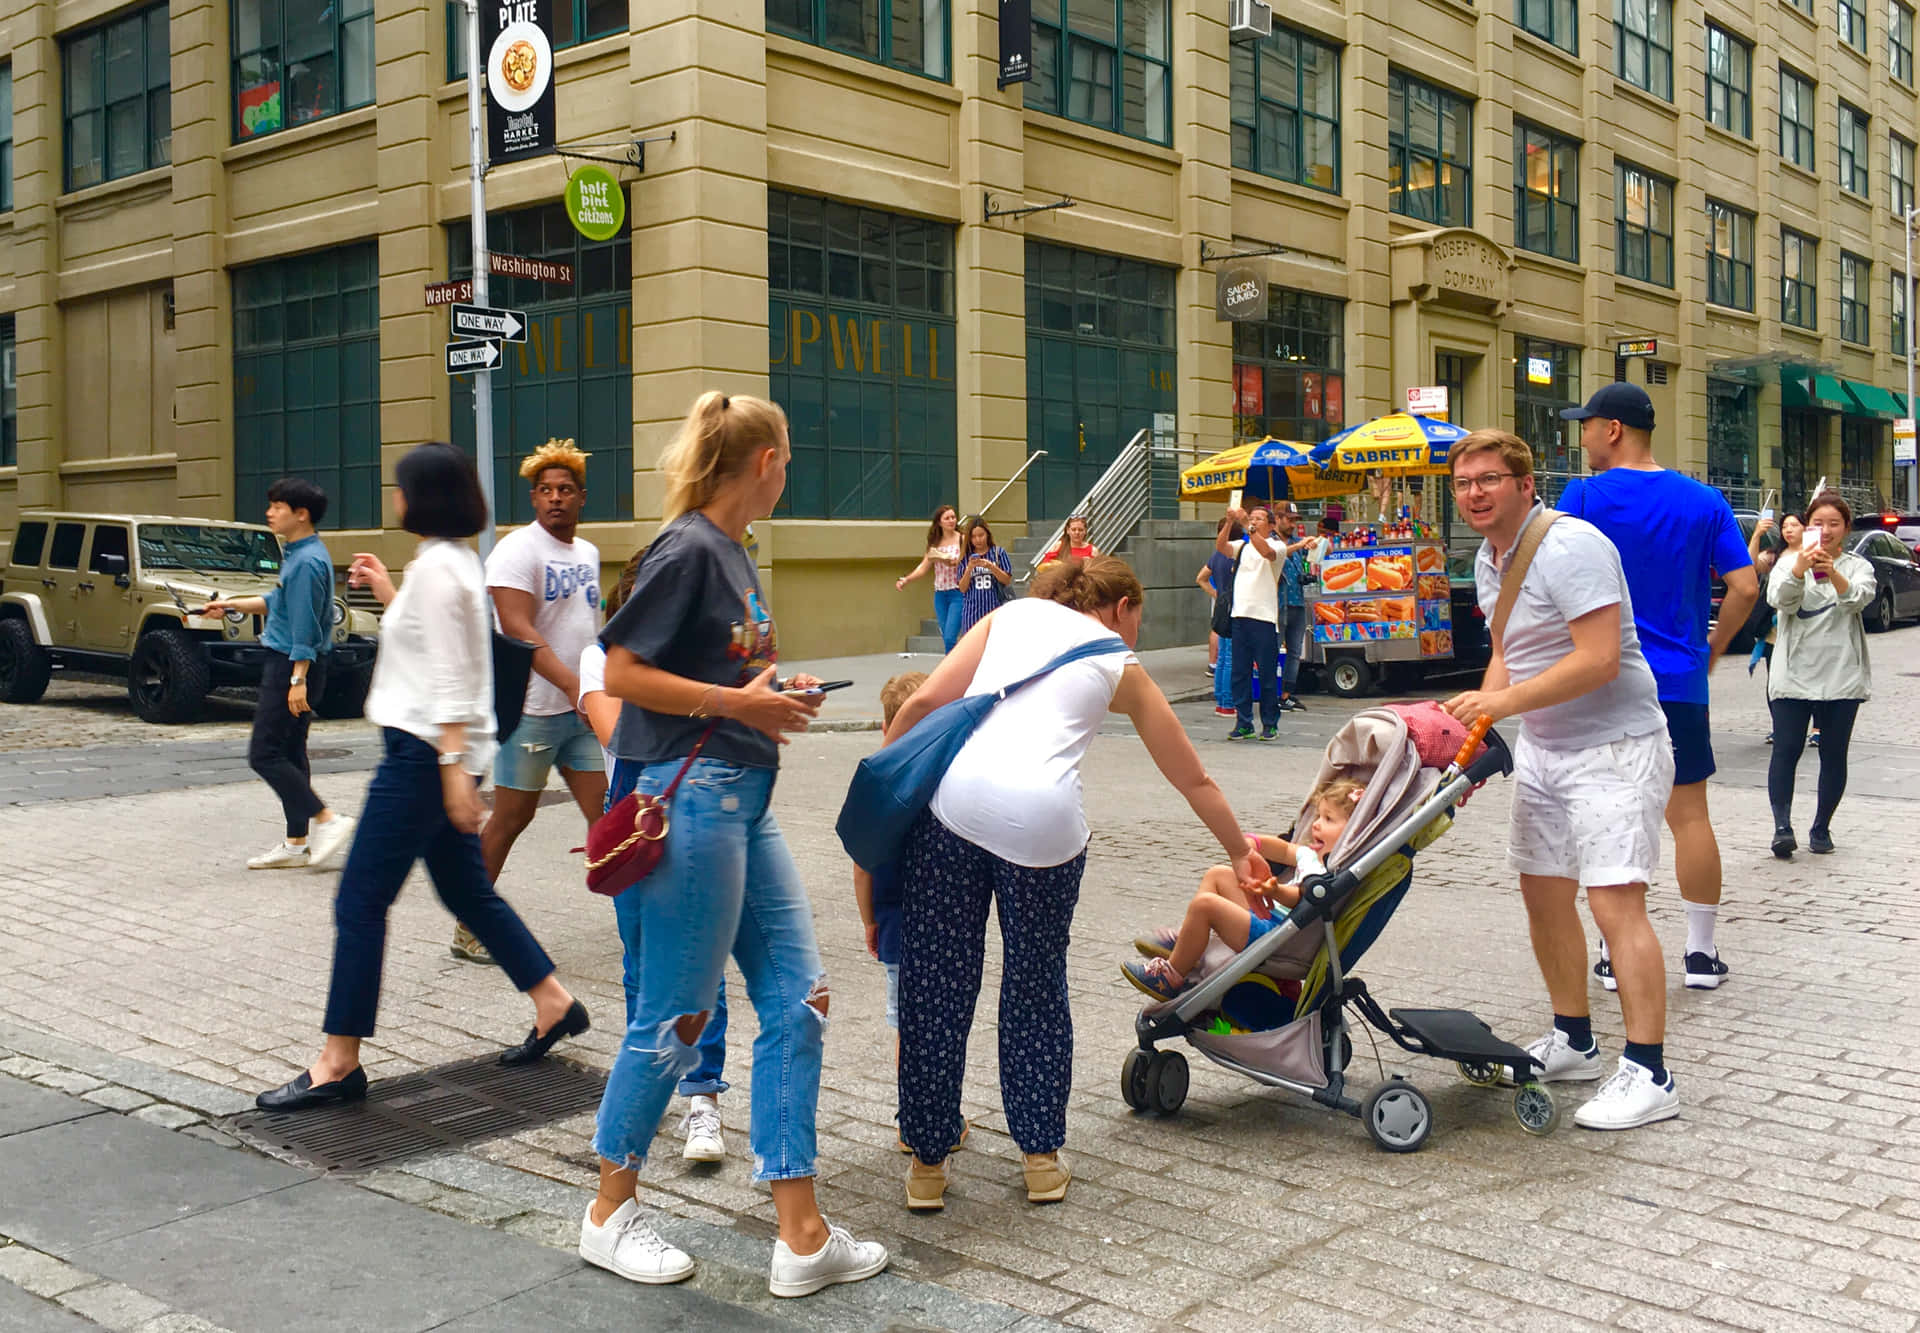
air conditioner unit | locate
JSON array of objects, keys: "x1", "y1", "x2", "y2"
[{"x1": 1229, "y1": 0, "x2": 1274, "y2": 41}]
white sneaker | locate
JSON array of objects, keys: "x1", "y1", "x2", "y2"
[
  {"x1": 1523, "y1": 1028, "x2": 1604, "y2": 1082},
  {"x1": 767, "y1": 1219, "x2": 889, "y2": 1298},
  {"x1": 579, "y1": 1199, "x2": 695, "y2": 1285},
  {"x1": 1574, "y1": 1058, "x2": 1680, "y2": 1131},
  {"x1": 247, "y1": 842, "x2": 310, "y2": 870},
  {"x1": 306, "y1": 814, "x2": 357, "y2": 870},
  {"x1": 681, "y1": 1094, "x2": 724, "y2": 1162}
]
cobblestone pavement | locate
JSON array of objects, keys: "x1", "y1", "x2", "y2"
[{"x1": 2, "y1": 629, "x2": 1918, "y2": 1330}]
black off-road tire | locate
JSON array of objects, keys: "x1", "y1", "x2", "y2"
[
  {"x1": 315, "y1": 663, "x2": 373, "y2": 719},
  {"x1": 128, "y1": 626, "x2": 211, "y2": 724},
  {"x1": 0, "y1": 619, "x2": 53, "y2": 704}
]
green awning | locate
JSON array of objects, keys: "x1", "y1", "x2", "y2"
[
  {"x1": 1779, "y1": 368, "x2": 1852, "y2": 412},
  {"x1": 1842, "y1": 380, "x2": 1904, "y2": 419}
]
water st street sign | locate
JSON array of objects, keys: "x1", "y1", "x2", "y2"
[
  {"x1": 446, "y1": 339, "x2": 502, "y2": 374},
  {"x1": 451, "y1": 303, "x2": 528, "y2": 343}
]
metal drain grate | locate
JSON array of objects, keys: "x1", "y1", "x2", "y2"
[{"x1": 224, "y1": 1053, "x2": 607, "y2": 1173}]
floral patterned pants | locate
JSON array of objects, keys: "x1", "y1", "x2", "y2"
[{"x1": 897, "y1": 811, "x2": 1086, "y2": 1164}]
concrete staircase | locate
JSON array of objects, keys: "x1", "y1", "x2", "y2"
[{"x1": 902, "y1": 519, "x2": 1220, "y2": 654}]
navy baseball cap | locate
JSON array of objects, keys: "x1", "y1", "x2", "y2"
[{"x1": 1560, "y1": 382, "x2": 1655, "y2": 431}]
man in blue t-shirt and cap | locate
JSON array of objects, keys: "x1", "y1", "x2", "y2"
[{"x1": 1557, "y1": 382, "x2": 1759, "y2": 993}]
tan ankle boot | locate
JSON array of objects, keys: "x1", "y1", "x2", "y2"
[
  {"x1": 906, "y1": 1156, "x2": 949, "y2": 1211},
  {"x1": 1022, "y1": 1151, "x2": 1070, "y2": 1204}
]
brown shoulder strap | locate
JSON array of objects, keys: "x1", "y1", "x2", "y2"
[{"x1": 1489, "y1": 510, "x2": 1562, "y2": 650}]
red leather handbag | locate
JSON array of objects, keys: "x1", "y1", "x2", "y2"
[{"x1": 584, "y1": 729, "x2": 712, "y2": 897}]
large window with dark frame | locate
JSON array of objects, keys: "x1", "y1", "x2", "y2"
[
  {"x1": 1779, "y1": 67, "x2": 1815, "y2": 168},
  {"x1": 0, "y1": 66, "x2": 12, "y2": 212},
  {"x1": 1229, "y1": 25, "x2": 1339, "y2": 192},
  {"x1": 766, "y1": 0, "x2": 950, "y2": 80},
  {"x1": 1388, "y1": 71, "x2": 1472, "y2": 225},
  {"x1": 1514, "y1": 122, "x2": 1578, "y2": 262},
  {"x1": 1706, "y1": 199, "x2": 1755, "y2": 311},
  {"x1": 1230, "y1": 290, "x2": 1346, "y2": 447},
  {"x1": 447, "y1": 0, "x2": 625, "y2": 77},
  {"x1": 1706, "y1": 379, "x2": 1758, "y2": 492},
  {"x1": 1894, "y1": 1, "x2": 1916, "y2": 83},
  {"x1": 1514, "y1": 0, "x2": 1578, "y2": 53},
  {"x1": 1841, "y1": 418, "x2": 1879, "y2": 485},
  {"x1": 1894, "y1": 268, "x2": 1910, "y2": 353},
  {"x1": 1705, "y1": 25, "x2": 1751, "y2": 138},
  {"x1": 1615, "y1": 0, "x2": 1673, "y2": 100},
  {"x1": 1841, "y1": 103, "x2": 1871, "y2": 195},
  {"x1": 1513, "y1": 336, "x2": 1583, "y2": 481},
  {"x1": 1616, "y1": 163, "x2": 1674, "y2": 286},
  {"x1": 1782, "y1": 229, "x2": 1817, "y2": 329},
  {"x1": 0, "y1": 315, "x2": 14, "y2": 469},
  {"x1": 1895, "y1": 133, "x2": 1917, "y2": 215},
  {"x1": 232, "y1": 0, "x2": 374, "y2": 141},
  {"x1": 1027, "y1": 0, "x2": 1171, "y2": 145},
  {"x1": 62, "y1": 4, "x2": 171, "y2": 191},
  {"x1": 1839, "y1": 0, "x2": 1867, "y2": 50},
  {"x1": 1841, "y1": 252, "x2": 1870, "y2": 344}
]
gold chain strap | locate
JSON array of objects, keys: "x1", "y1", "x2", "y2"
[{"x1": 584, "y1": 800, "x2": 668, "y2": 871}]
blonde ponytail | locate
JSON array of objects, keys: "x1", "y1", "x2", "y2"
[{"x1": 659, "y1": 391, "x2": 789, "y2": 524}]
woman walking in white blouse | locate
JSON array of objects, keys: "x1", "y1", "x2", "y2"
[{"x1": 255, "y1": 443, "x2": 588, "y2": 1112}]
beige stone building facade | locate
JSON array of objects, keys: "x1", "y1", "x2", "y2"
[{"x1": 1, "y1": 0, "x2": 1916, "y2": 656}]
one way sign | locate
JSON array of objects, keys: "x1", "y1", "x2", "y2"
[
  {"x1": 445, "y1": 339, "x2": 501, "y2": 374},
  {"x1": 450, "y1": 303, "x2": 528, "y2": 343}
]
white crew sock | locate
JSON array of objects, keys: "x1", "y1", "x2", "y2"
[
  {"x1": 1684, "y1": 903, "x2": 1719, "y2": 958},
  {"x1": 1597, "y1": 938, "x2": 1610, "y2": 964}
]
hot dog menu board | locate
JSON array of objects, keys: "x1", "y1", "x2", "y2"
[{"x1": 1314, "y1": 544, "x2": 1452, "y2": 654}]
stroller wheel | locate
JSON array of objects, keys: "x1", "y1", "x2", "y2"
[
  {"x1": 1456, "y1": 1060, "x2": 1501, "y2": 1087},
  {"x1": 1513, "y1": 1081, "x2": 1559, "y2": 1136},
  {"x1": 1362, "y1": 1079, "x2": 1432, "y2": 1153},
  {"x1": 1121, "y1": 1048, "x2": 1153, "y2": 1112},
  {"x1": 1147, "y1": 1051, "x2": 1189, "y2": 1115}
]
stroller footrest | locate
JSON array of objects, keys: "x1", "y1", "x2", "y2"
[{"x1": 1388, "y1": 1007, "x2": 1533, "y2": 1065}]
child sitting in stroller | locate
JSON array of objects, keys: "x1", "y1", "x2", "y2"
[{"x1": 1121, "y1": 777, "x2": 1364, "y2": 1001}]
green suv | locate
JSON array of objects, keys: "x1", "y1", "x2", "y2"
[{"x1": 0, "y1": 512, "x2": 378, "y2": 722}]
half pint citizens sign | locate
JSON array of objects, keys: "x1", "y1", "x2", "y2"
[
  {"x1": 1214, "y1": 264, "x2": 1268, "y2": 322},
  {"x1": 484, "y1": 0, "x2": 556, "y2": 163}
]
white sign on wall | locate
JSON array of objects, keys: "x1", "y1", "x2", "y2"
[{"x1": 1405, "y1": 385, "x2": 1449, "y2": 421}]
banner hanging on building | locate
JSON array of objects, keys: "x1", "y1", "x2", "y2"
[
  {"x1": 998, "y1": 0, "x2": 1033, "y2": 89},
  {"x1": 1214, "y1": 264, "x2": 1267, "y2": 321},
  {"x1": 485, "y1": 0, "x2": 556, "y2": 163}
]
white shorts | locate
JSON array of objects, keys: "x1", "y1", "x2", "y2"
[{"x1": 1508, "y1": 728, "x2": 1674, "y2": 888}]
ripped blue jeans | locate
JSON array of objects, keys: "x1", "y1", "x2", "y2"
[{"x1": 592, "y1": 758, "x2": 825, "y2": 1181}]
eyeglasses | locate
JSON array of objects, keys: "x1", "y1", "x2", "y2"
[{"x1": 1451, "y1": 472, "x2": 1516, "y2": 496}]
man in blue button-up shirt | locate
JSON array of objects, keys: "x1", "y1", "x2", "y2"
[{"x1": 197, "y1": 479, "x2": 357, "y2": 872}]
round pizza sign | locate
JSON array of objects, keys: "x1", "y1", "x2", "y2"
[{"x1": 486, "y1": 19, "x2": 553, "y2": 113}]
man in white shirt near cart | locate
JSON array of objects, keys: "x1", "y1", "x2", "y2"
[
  {"x1": 450, "y1": 439, "x2": 606, "y2": 965},
  {"x1": 1442, "y1": 428, "x2": 1679, "y2": 1131},
  {"x1": 1214, "y1": 503, "x2": 1283, "y2": 741}
]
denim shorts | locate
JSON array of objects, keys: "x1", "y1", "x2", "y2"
[{"x1": 493, "y1": 710, "x2": 605, "y2": 791}]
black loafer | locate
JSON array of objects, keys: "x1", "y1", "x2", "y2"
[
  {"x1": 256, "y1": 1066, "x2": 367, "y2": 1112},
  {"x1": 499, "y1": 999, "x2": 590, "y2": 1066}
]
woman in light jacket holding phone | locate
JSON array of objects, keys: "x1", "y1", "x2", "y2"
[{"x1": 1766, "y1": 492, "x2": 1874, "y2": 859}]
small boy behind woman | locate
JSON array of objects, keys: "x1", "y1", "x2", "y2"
[
  {"x1": 1121, "y1": 777, "x2": 1365, "y2": 1001},
  {"x1": 853, "y1": 671, "x2": 971, "y2": 1157}
]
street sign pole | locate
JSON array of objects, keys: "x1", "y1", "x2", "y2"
[{"x1": 463, "y1": 0, "x2": 497, "y2": 554}]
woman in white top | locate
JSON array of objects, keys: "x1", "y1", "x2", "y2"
[
  {"x1": 895, "y1": 505, "x2": 964, "y2": 651},
  {"x1": 255, "y1": 444, "x2": 587, "y2": 1113},
  {"x1": 883, "y1": 556, "x2": 1264, "y2": 1210},
  {"x1": 1766, "y1": 492, "x2": 1875, "y2": 858}
]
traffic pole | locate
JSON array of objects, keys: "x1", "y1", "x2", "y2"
[
  {"x1": 1908, "y1": 208, "x2": 1917, "y2": 512},
  {"x1": 464, "y1": 0, "x2": 497, "y2": 555}
]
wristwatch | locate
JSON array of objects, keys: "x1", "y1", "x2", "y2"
[
  {"x1": 437, "y1": 750, "x2": 467, "y2": 767},
  {"x1": 290, "y1": 675, "x2": 306, "y2": 686}
]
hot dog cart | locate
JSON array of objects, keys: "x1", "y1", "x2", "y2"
[{"x1": 1303, "y1": 524, "x2": 1454, "y2": 697}]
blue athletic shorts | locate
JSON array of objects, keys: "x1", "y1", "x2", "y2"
[{"x1": 1660, "y1": 700, "x2": 1716, "y2": 786}]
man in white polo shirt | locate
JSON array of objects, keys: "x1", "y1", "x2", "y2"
[
  {"x1": 1442, "y1": 428, "x2": 1678, "y2": 1131},
  {"x1": 1214, "y1": 504, "x2": 1283, "y2": 741}
]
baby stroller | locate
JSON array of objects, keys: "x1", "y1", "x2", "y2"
[{"x1": 1121, "y1": 705, "x2": 1561, "y2": 1151}]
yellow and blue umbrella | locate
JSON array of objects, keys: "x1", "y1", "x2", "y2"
[
  {"x1": 1309, "y1": 413, "x2": 1471, "y2": 476},
  {"x1": 1180, "y1": 437, "x2": 1366, "y2": 502}
]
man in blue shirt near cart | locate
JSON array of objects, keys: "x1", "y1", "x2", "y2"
[{"x1": 1556, "y1": 383, "x2": 1758, "y2": 993}]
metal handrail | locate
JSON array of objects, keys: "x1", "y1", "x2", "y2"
[
  {"x1": 1024, "y1": 429, "x2": 1153, "y2": 577},
  {"x1": 978, "y1": 450, "x2": 1047, "y2": 519}
]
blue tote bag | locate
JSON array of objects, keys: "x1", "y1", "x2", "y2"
[{"x1": 836, "y1": 635, "x2": 1129, "y2": 871}]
